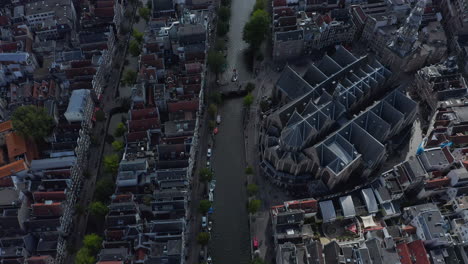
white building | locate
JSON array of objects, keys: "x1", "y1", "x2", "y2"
[{"x1": 64, "y1": 89, "x2": 91, "y2": 123}]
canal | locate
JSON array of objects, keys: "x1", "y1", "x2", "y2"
[{"x1": 209, "y1": 0, "x2": 255, "y2": 261}]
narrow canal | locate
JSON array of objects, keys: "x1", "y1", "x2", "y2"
[{"x1": 209, "y1": 0, "x2": 255, "y2": 261}]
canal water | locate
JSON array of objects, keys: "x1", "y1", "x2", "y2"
[{"x1": 209, "y1": 0, "x2": 255, "y2": 262}]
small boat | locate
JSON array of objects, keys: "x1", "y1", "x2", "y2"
[
  {"x1": 209, "y1": 180, "x2": 216, "y2": 192},
  {"x1": 416, "y1": 137, "x2": 428, "y2": 155}
]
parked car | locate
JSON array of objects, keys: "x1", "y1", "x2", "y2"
[
  {"x1": 216, "y1": 114, "x2": 221, "y2": 124},
  {"x1": 202, "y1": 216, "x2": 207, "y2": 228},
  {"x1": 206, "y1": 160, "x2": 211, "y2": 167},
  {"x1": 207, "y1": 148, "x2": 212, "y2": 158}
]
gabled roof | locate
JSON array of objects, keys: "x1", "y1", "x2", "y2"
[
  {"x1": 0, "y1": 159, "x2": 28, "y2": 178},
  {"x1": 5, "y1": 132, "x2": 27, "y2": 160},
  {"x1": 0, "y1": 120, "x2": 13, "y2": 133},
  {"x1": 32, "y1": 202, "x2": 63, "y2": 217},
  {"x1": 130, "y1": 108, "x2": 158, "y2": 120},
  {"x1": 319, "y1": 200, "x2": 336, "y2": 222},
  {"x1": 167, "y1": 100, "x2": 199, "y2": 113}
]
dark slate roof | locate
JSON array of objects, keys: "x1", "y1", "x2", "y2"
[
  {"x1": 153, "y1": 0, "x2": 174, "y2": 11},
  {"x1": 276, "y1": 66, "x2": 314, "y2": 101},
  {"x1": 276, "y1": 29, "x2": 304, "y2": 42}
]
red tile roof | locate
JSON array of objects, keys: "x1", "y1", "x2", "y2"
[
  {"x1": 131, "y1": 108, "x2": 158, "y2": 120},
  {"x1": 0, "y1": 16, "x2": 9, "y2": 26},
  {"x1": 32, "y1": 202, "x2": 63, "y2": 217},
  {"x1": 185, "y1": 63, "x2": 202, "y2": 74},
  {"x1": 33, "y1": 191, "x2": 66, "y2": 203},
  {"x1": 0, "y1": 160, "x2": 27, "y2": 179},
  {"x1": 0, "y1": 121, "x2": 13, "y2": 133},
  {"x1": 26, "y1": 255, "x2": 54, "y2": 264},
  {"x1": 402, "y1": 225, "x2": 416, "y2": 234},
  {"x1": 407, "y1": 240, "x2": 430, "y2": 264},
  {"x1": 396, "y1": 243, "x2": 411, "y2": 264},
  {"x1": 112, "y1": 194, "x2": 133, "y2": 203},
  {"x1": 0, "y1": 42, "x2": 19, "y2": 52},
  {"x1": 273, "y1": 0, "x2": 287, "y2": 7},
  {"x1": 94, "y1": 7, "x2": 115, "y2": 18},
  {"x1": 167, "y1": 100, "x2": 199, "y2": 113},
  {"x1": 96, "y1": 0, "x2": 115, "y2": 7},
  {"x1": 65, "y1": 67, "x2": 96, "y2": 79},
  {"x1": 128, "y1": 118, "x2": 160, "y2": 132},
  {"x1": 70, "y1": 60, "x2": 92, "y2": 68},
  {"x1": 284, "y1": 199, "x2": 318, "y2": 212},
  {"x1": 126, "y1": 131, "x2": 148, "y2": 142},
  {"x1": 425, "y1": 177, "x2": 450, "y2": 189},
  {"x1": 6, "y1": 132, "x2": 27, "y2": 161}
]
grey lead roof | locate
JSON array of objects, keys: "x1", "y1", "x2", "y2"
[
  {"x1": 319, "y1": 200, "x2": 336, "y2": 222},
  {"x1": 339, "y1": 195, "x2": 356, "y2": 218},
  {"x1": 361, "y1": 188, "x2": 379, "y2": 213},
  {"x1": 276, "y1": 66, "x2": 314, "y2": 101}
]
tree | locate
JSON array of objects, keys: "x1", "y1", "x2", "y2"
[
  {"x1": 199, "y1": 200, "x2": 212, "y2": 215},
  {"x1": 11, "y1": 105, "x2": 53, "y2": 140},
  {"x1": 217, "y1": 21, "x2": 229, "y2": 36},
  {"x1": 122, "y1": 69, "x2": 137, "y2": 86},
  {"x1": 95, "y1": 110, "x2": 105, "y2": 122},
  {"x1": 207, "y1": 50, "x2": 226, "y2": 77},
  {"x1": 218, "y1": 6, "x2": 231, "y2": 22},
  {"x1": 129, "y1": 39, "x2": 141, "y2": 56},
  {"x1": 146, "y1": 0, "x2": 152, "y2": 8},
  {"x1": 248, "y1": 199, "x2": 261, "y2": 214},
  {"x1": 243, "y1": 10, "x2": 270, "y2": 50},
  {"x1": 245, "y1": 166, "x2": 254, "y2": 174},
  {"x1": 132, "y1": 29, "x2": 144, "y2": 43},
  {"x1": 253, "y1": 0, "x2": 266, "y2": 11},
  {"x1": 199, "y1": 167, "x2": 213, "y2": 182},
  {"x1": 88, "y1": 201, "x2": 109, "y2": 218},
  {"x1": 103, "y1": 154, "x2": 120, "y2": 174},
  {"x1": 112, "y1": 140, "x2": 124, "y2": 151},
  {"x1": 138, "y1": 7, "x2": 151, "y2": 22},
  {"x1": 114, "y1": 122, "x2": 126, "y2": 137},
  {"x1": 245, "y1": 82, "x2": 255, "y2": 92},
  {"x1": 83, "y1": 234, "x2": 103, "y2": 255},
  {"x1": 214, "y1": 38, "x2": 225, "y2": 52},
  {"x1": 119, "y1": 97, "x2": 133, "y2": 112},
  {"x1": 243, "y1": 93, "x2": 254, "y2": 107},
  {"x1": 75, "y1": 248, "x2": 95, "y2": 264},
  {"x1": 143, "y1": 195, "x2": 153, "y2": 206},
  {"x1": 94, "y1": 178, "x2": 115, "y2": 202},
  {"x1": 197, "y1": 232, "x2": 210, "y2": 245},
  {"x1": 250, "y1": 257, "x2": 266, "y2": 264},
  {"x1": 75, "y1": 204, "x2": 86, "y2": 216},
  {"x1": 208, "y1": 120, "x2": 216, "y2": 131},
  {"x1": 209, "y1": 91, "x2": 222, "y2": 105},
  {"x1": 247, "y1": 183, "x2": 258, "y2": 196},
  {"x1": 208, "y1": 103, "x2": 218, "y2": 119},
  {"x1": 221, "y1": 0, "x2": 231, "y2": 6}
]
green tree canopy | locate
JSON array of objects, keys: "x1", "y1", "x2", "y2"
[
  {"x1": 218, "y1": 6, "x2": 231, "y2": 22},
  {"x1": 138, "y1": 7, "x2": 151, "y2": 22},
  {"x1": 132, "y1": 29, "x2": 144, "y2": 43},
  {"x1": 122, "y1": 69, "x2": 137, "y2": 86},
  {"x1": 245, "y1": 165, "x2": 254, "y2": 174},
  {"x1": 207, "y1": 50, "x2": 226, "y2": 76},
  {"x1": 95, "y1": 110, "x2": 105, "y2": 122},
  {"x1": 247, "y1": 183, "x2": 258, "y2": 196},
  {"x1": 103, "y1": 154, "x2": 120, "y2": 174},
  {"x1": 83, "y1": 234, "x2": 103, "y2": 255},
  {"x1": 88, "y1": 201, "x2": 109, "y2": 218},
  {"x1": 209, "y1": 91, "x2": 223, "y2": 105},
  {"x1": 75, "y1": 248, "x2": 95, "y2": 264},
  {"x1": 245, "y1": 82, "x2": 255, "y2": 92},
  {"x1": 214, "y1": 38, "x2": 225, "y2": 52},
  {"x1": 11, "y1": 105, "x2": 53, "y2": 140},
  {"x1": 94, "y1": 178, "x2": 115, "y2": 202},
  {"x1": 221, "y1": 0, "x2": 231, "y2": 6},
  {"x1": 250, "y1": 257, "x2": 266, "y2": 264},
  {"x1": 243, "y1": 10, "x2": 270, "y2": 50},
  {"x1": 253, "y1": 0, "x2": 266, "y2": 11},
  {"x1": 146, "y1": 0, "x2": 152, "y2": 8},
  {"x1": 129, "y1": 39, "x2": 141, "y2": 56},
  {"x1": 248, "y1": 199, "x2": 261, "y2": 214},
  {"x1": 112, "y1": 140, "x2": 124, "y2": 151},
  {"x1": 243, "y1": 93, "x2": 254, "y2": 107},
  {"x1": 197, "y1": 232, "x2": 210, "y2": 245},
  {"x1": 199, "y1": 167, "x2": 213, "y2": 182},
  {"x1": 114, "y1": 122, "x2": 126, "y2": 137},
  {"x1": 217, "y1": 21, "x2": 229, "y2": 36},
  {"x1": 199, "y1": 199, "x2": 212, "y2": 215},
  {"x1": 208, "y1": 103, "x2": 218, "y2": 119}
]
